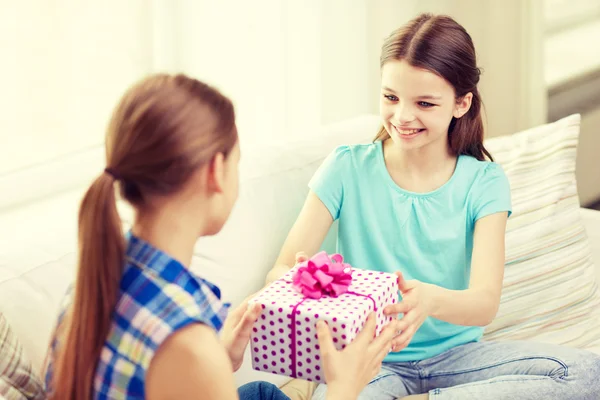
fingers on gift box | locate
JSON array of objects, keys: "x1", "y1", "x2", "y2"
[{"x1": 250, "y1": 251, "x2": 398, "y2": 382}]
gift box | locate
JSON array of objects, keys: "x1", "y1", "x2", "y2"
[{"x1": 249, "y1": 251, "x2": 398, "y2": 382}]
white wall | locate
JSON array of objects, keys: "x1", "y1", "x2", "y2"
[
  {"x1": 0, "y1": 0, "x2": 549, "y2": 210},
  {"x1": 544, "y1": 6, "x2": 600, "y2": 207},
  {"x1": 364, "y1": 0, "x2": 546, "y2": 138},
  {"x1": 0, "y1": 1, "x2": 150, "y2": 176},
  {"x1": 577, "y1": 108, "x2": 600, "y2": 206}
]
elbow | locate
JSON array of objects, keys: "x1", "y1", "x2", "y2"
[
  {"x1": 475, "y1": 311, "x2": 496, "y2": 327},
  {"x1": 472, "y1": 292, "x2": 501, "y2": 327}
]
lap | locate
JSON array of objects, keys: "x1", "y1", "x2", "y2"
[
  {"x1": 311, "y1": 364, "x2": 416, "y2": 400},
  {"x1": 312, "y1": 340, "x2": 600, "y2": 399},
  {"x1": 419, "y1": 340, "x2": 600, "y2": 391},
  {"x1": 238, "y1": 381, "x2": 291, "y2": 400}
]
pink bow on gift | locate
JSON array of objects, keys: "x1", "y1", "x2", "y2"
[{"x1": 292, "y1": 251, "x2": 353, "y2": 299}]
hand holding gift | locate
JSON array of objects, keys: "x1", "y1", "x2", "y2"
[
  {"x1": 316, "y1": 312, "x2": 401, "y2": 398},
  {"x1": 250, "y1": 251, "x2": 401, "y2": 383},
  {"x1": 384, "y1": 271, "x2": 436, "y2": 352},
  {"x1": 220, "y1": 296, "x2": 263, "y2": 372}
]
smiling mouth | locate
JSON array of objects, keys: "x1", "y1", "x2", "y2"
[{"x1": 393, "y1": 125, "x2": 426, "y2": 136}]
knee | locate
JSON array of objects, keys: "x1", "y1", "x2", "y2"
[
  {"x1": 545, "y1": 359, "x2": 568, "y2": 380},
  {"x1": 568, "y1": 352, "x2": 600, "y2": 397},
  {"x1": 584, "y1": 355, "x2": 600, "y2": 393},
  {"x1": 238, "y1": 381, "x2": 283, "y2": 399}
]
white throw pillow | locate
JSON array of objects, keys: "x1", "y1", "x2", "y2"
[
  {"x1": 483, "y1": 113, "x2": 600, "y2": 349},
  {"x1": 0, "y1": 252, "x2": 77, "y2": 375}
]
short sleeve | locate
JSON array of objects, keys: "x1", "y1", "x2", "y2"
[
  {"x1": 308, "y1": 146, "x2": 351, "y2": 220},
  {"x1": 472, "y1": 163, "x2": 512, "y2": 221}
]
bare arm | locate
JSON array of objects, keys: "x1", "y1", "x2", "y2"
[
  {"x1": 146, "y1": 324, "x2": 239, "y2": 400},
  {"x1": 428, "y1": 211, "x2": 508, "y2": 326},
  {"x1": 265, "y1": 191, "x2": 334, "y2": 284},
  {"x1": 387, "y1": 212, "x2": 509, "y2": 350}
]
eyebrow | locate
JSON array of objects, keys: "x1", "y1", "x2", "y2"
[{"x1": 381, "y1": 86, "x2": 442, "y2": 100}]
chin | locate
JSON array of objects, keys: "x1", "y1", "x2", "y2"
[{"x1": 202, "y1": 219, "x2": 226, "y2": 237}]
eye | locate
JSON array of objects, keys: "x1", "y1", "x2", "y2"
[
  {"x1": 383, "y1": 94, "x2": 398, "y2": 102},
  {"x1": 418, "y1": 101, "x2": 435, "y2": 108}
]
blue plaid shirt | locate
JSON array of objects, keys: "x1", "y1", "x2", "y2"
[{"x1": 45, "y1": 232, "x2": 230, "y2": 399}]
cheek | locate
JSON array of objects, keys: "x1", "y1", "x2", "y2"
[
  {"x1": 379, "y1": 101, "x2": 394, "y2": 117},
  {"x1": 423, "y1": 109, "x2": 453, "y2": 130}
]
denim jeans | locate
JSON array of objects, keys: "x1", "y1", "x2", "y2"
[
  {"x1": 238, "y1": 381, "x2": 291, "y2": 400},
  {"x1": 312, "y1": 340, "x2": 600, "y2": 399}
]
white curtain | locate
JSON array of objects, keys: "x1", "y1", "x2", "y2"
[
  {"x1": 0, "y1": 0, "x2": 544, "y2": 209},
  {"x1": 0, "y1": 1, "x2": 373, "y2": 179},
  {"x1": 0, "y1": 1, "x2": 151, "y2": 175}
]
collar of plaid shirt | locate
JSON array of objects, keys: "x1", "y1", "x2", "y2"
[{"x1": 124, "y1": 230, "x2": 231, "y2": 331}]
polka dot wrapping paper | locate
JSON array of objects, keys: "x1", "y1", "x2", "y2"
[{"x1": 249, "y1": 261, "x2": 398, "y2": 383}]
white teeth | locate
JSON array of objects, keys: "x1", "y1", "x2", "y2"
[{"x1": 394, "y1": 126, "x2": 422, "y2": 135}]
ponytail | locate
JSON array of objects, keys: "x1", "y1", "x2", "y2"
[
  {"x1": 50, "y1": 173, "x2": 124, "y2": 399},
  {"x1": 448, "y1": 89, "x2": 493, "y2": 162}
]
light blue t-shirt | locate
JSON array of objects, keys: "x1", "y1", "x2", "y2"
[{"x1": 309, "y1": 141, "x2": 512, "y2": 362}]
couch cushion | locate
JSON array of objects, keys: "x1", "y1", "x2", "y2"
[
  {"x1": 0, "y1": 253, "x2": 77, "y2": 377},
  {"x1": 0, "y1": 313, "x2": 44, "y2": 399},
  {"x1": 482, "y1": 114, "x2": 600, "y2": 349},
  {"x1": 0, "y1": 189, "x2": 85, "y2": 375},
  {"x1": 0, "y1": 188, "x2": 138, "y2": 375}
]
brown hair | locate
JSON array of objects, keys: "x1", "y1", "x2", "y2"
[
  {"x1": 374, "y1": 13, "x2": 492, "y2": 161},
  {"x1": 50, "y1": 74, "x2": 237, "y2": 399}
]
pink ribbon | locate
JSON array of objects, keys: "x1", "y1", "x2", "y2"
[
  {"x1": 292, "y1": 251, "x2": 353, "y2": 299},
  {"x1": 281, "y1": 252, "x2": 380, "y2": 379}
]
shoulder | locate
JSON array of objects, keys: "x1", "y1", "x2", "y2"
[
  {"x1": 122, "y1": 276, "x2": 222, "y2": 331},
  {"x1": 117, "y1": 267, "x2": 228, "y2": 346},
  {"x1": 324, "y1": 142, "x2": 380, "y2": 171},
  {"x1": 145, "y1": 324, "x2": 237, "y2": 400},
  {"x1": 457, "y1": 156, "x2": 508, "y2": 187},
  {"x1": 458, "y1": 156, "x2": 512, "y2": 218}
]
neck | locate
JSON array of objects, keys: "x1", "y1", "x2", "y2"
[
  {"x1": 131, "y1": 203, "x2": 207, "y2": 268},
  {"x1": 383, "y1": 137, "x2": 455, "y2": 177}
]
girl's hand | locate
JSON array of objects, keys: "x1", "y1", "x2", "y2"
[
  {"x1": 294, "y1": 251, "x2": 309, "y2": 265},
  {"x1": 265, "y1": 252, "x2": 309, "y2": 285},
  {"x1": 317, "y1": 313, "x2": 402, "y2": 399},
  {"x1": 220, "y1": 297, "x2": 262, "y2": 372},
  {"x1": 383, "y1": 272, "x2": 436, "y2": 352}
]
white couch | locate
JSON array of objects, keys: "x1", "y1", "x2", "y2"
[{"x1": 1, "y1": 115, "x2": 599, "y2": 398}]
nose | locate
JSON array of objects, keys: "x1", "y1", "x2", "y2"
[{"x1": 394, "y1": 103, "x2": 415, "y2": 125}]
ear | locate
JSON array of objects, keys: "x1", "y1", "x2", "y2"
[
  {"x1": 207, "y1": 152, "x2": 226, "y2": 194},
  {"x1": 453, "y1": 92, "x2": 473, "y2": 119}
]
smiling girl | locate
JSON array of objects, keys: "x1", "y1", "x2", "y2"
[{"x1": 267, "y1": 13, "x2": 600, "y2": 400}]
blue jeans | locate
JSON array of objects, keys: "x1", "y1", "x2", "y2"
[
  {"x1": 312, "y1": 340, "x2": 600, "y2": 399},
  {"x1": 238, "y1": 381, "x2": 291, "y2": 400}
]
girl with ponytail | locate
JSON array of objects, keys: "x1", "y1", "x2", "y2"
[
  {"x1": 270, "y1": 13, "x2": 600, "y2": 399},
  {"x1": 43, "y1": 73, "x2": 401, "y2": 400}
]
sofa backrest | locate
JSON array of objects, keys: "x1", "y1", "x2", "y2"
[{"x1": 2, "y1": 113, "x2": 599, "y2": 383}]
